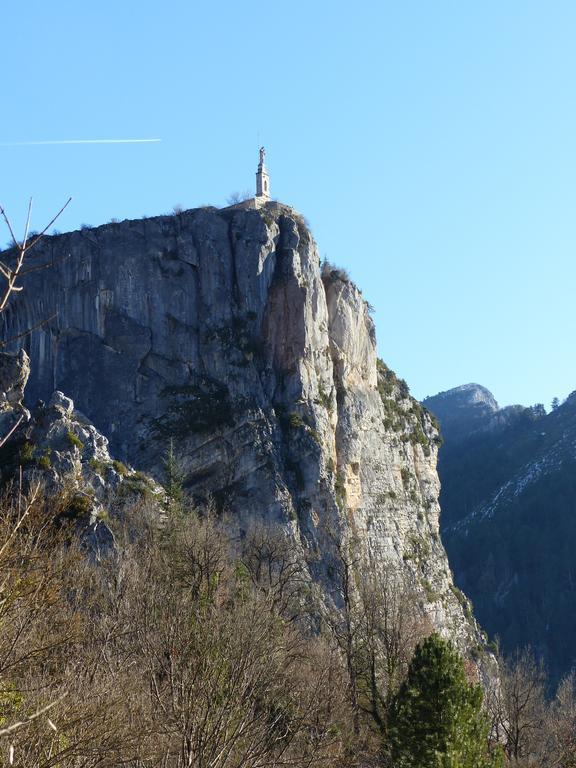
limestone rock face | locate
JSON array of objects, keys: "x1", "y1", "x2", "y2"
[
  {"x1": 24, "y1": 391, "x2": 137, "y2": 502},
  {"x1": 2, "y1": 204, "x2": 485, "y2": 651},
  {"x1": 0, "y1": 350, "x2": 31, "y2": 440}
]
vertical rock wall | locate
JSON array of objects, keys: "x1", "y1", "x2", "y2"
[{"x1": 1, "y1": 203, "x2": 486, "y2": 651}]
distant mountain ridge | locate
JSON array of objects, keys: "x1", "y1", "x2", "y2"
[
  {"x1": 424, "y1": 384, "x2": 502, "y2": 445},
  {"x1": 425, "y1": 384, "x2": 576, "y2": 684}
]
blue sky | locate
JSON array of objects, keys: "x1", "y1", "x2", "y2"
[{"x1": 1, "y1": 1, "x2": 574, "y2": 408}]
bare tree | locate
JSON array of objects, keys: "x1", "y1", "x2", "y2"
[
  {"x1": 322, "y1": 529, "x2": 364, "y2": 740},
  {"x1": 116, "y1": 510, "x2": 346, "y2": 767},
  {"x1": 240, "y1": 522, "x2": 312, "y2": 620},
  {"x1": 357, "y1": 569, "x2": 430, "y2": 740},
  {"x1": 488, "y1": 647, "x2": 548, "y2": 766},
  {"x1": 226, "y1": 190, "x2": 252, "y2": 206},
  {"x1": 167, "y1": 504, "x2": 230, "y2": 601},
  {"x1": 547, "y1": 671, "x2": 576, "y2": 768}
]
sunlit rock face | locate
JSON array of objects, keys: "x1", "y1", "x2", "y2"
[{"x1": 2, "y1": 204, "x2": 487, "y2": 655}]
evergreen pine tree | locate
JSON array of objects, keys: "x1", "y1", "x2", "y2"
[
  {"x1": 388, "y1": 633, "x2": 502, "y2": 768},
  {"x1": 162, "y1": 438, "x2": 185, "y2": 516}
]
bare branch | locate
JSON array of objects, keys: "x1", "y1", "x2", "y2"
[
  {"x1": 26, "y1": 196, "x2": 72, "y2": 250},
  {"x1": 0, "y1": 415, "x2": 23, "y2": 449},
  {"x1": 19, "y1": 252, "x2": 71, "y2": 276},
  {"x1": 0, "y1": 197, "x2": 71, "y2": 313},
  {"x1": 0, "y1": 693, "x2": 67, "y2": 738},
  {"x1": 0, "y1": 481, "x2": 40, "y2": 560},
  {"x1": 21, "y1": 197, "x2": 33, "y2": 251},
  {"x1": 0, "y1": 206, "x2": 20, "y2": 250},
  {"x1": 0, "y1": 313, "x2": 57, "y2": 349}
]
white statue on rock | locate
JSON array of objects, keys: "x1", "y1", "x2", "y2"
[{"x1": 256, "y1": 147, "x2": 270, "y2": 200}]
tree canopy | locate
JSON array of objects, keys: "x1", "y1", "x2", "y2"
[{"x1": 389, "y1": 633, "x2": 502, "y2": 768}]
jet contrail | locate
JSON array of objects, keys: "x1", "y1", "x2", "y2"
[{"x1": 0, "y1": 138, "x2": 162, "y2": 146}]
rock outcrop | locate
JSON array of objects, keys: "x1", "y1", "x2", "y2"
[
  {"x1": 1, "y1": 203, "x2": 487, "y2": 654},
  {"x1": 0, "y1": 349, "x2": 30, "y2": 441},
  {"x1": 0, "y1": 350, "x2": 160, "y2": 551}
]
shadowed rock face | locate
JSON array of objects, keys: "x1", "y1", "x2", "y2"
[
  {"x1": 0, "y1": 349, "x2": 30, "y2": 439},
  {"x1": 1, "y1": 204, "x2": 486, "y2": 652},
  {"x1": 0, "y1": 350, "x2": 157, "y2": 553},
  {"x1": 427, "y1": 378, "x2": 576, "y2": 684}
]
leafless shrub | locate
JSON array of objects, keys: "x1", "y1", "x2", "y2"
[
  {"x1": 487, "y1": 647, "x2": 548, "y2": 765},
  {"x1": 227, "y1": 190, "x2": 252, "y2": 206},
  {"x1": 227, "y1": 191, "x2": 243, "y2": 205},
  {"x1": 321, "y1": 257, "x2": 350, "y2": 284},
  {"x1": 357, "y1": 569, "x2": 431, "y2": 735},
  {"x1": 0, "y1": 481, "x2": 127, "y2": 764},
  {"x1": 547, "y1": 670, "x2": 576, "y2": 767},
  {"x1": 240, "y1": 522, "x2": 312, "y2": 619},
  {"x1": 0, "y1": 488, "x2": 353, "y2": 766}
]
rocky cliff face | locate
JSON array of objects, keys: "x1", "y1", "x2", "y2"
[
  {"x1": 0, "y1": 349, "x2": 30, "y2": 440},
  {"x1": 1, "y1": 203, "x2": 485, "y2": 652}
]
